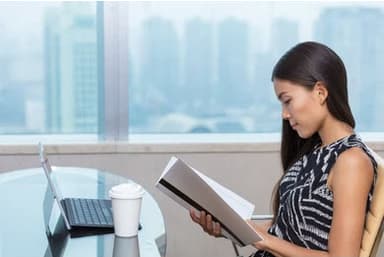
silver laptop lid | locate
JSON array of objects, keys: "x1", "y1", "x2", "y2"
[{"x1": 39, "y1": 142, "x2": 72, "y2": 230}]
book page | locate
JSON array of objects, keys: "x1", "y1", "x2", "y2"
[{"x1": 193, "y1": 168, "x2": 254, "y2": 220}]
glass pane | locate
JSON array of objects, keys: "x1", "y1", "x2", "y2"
[
  {"x1": 126, "y1": 1, "x2": 384, "y2": 134},
  {"x1": 0, "y1": 2, "x2": 99, "y2": 134}
]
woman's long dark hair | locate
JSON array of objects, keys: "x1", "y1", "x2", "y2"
[{"x1": 270, "y1": 41, "x2": 355, "y2": 221}]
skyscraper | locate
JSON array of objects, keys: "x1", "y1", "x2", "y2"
[
  {"x1": 270, "y1": 19, "x2": 299, "y2": 64},
  {"x1": 217, "y1": 18, "x2": 251, "y2": 109},
  {"x1": 44, "y1": 2, "x2": 98, "y2": 133},
  {"x1": 314, "y1": 7, "x2": 384, "y2": 131},
  {"x1": 253, "y1": 19, "x2": 299, "y2": 132},
  {"x1": 140, "y1": 17, "x2": 180, "y2": 114},
  {"x1": 184, "y1": 18, "x2": 214, "y2": 115}
]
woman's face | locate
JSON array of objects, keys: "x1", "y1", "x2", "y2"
[{"x1": 273, "y1": 79, "x2": 327, "y2": 138}]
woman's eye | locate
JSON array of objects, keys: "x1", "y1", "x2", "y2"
[{"x1": 283, "y1": 99, "x2": 291, "y2": 105}]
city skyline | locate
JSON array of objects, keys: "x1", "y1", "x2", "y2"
[
  {"x1": 1, "y1": 2, "x2": 384, "y2": 133},
  {"x1": 129, "y1": 5, "x2": 384, "y2": 133}
]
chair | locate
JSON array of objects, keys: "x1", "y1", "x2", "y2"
[
  {"x1": 360, "y1": 150, "x2": 384, "y2": 257},
  {"x1": 232, "y1": 150, "x2": 384, "y2": 257}
]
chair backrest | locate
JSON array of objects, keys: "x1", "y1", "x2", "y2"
[{"x1": 360, "y1": 149, "x2": 384, "y2": 257}]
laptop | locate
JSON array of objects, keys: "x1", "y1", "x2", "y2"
[{"x1": 39, "y1": 142, "x2": 114, "y2": 236}]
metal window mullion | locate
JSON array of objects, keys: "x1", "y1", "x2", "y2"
[{"x1": 99, "y1": 2, "x2": 128, "y2": 141}]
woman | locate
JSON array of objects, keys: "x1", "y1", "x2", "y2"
[{"x1": 190, "y1": 41, "x2": 377, "y2": 257}]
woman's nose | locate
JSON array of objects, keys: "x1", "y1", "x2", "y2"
[{"x1": 282, "y1": 108, "x2": 291, "y2": 120}]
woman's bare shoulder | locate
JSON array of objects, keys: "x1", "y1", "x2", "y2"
[{"x1": 331, "y1": 147, "x2": 374, "y2": 191}]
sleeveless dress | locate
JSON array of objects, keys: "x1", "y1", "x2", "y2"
[{"x1": 251, "y1": 134, "x2": 377, "y2": 257}]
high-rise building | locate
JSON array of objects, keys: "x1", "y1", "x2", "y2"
[
  {"x1": 184, "y1": 18, "x2": 214, "y2": 115},
  {"x1": 314, "y1": 7, "x2": 384, "y2": 131},
  {"x1": 217, "y1": 18, "x2": 251, "y2": 109},
  {"x1": 270, "y1": 19, "x2": 299, "y2": 64},
  {"x1": 252, "y1": 19, "x2": 299, "y2": 132},
  {"x1": 140, "y1": 17, "x2": 180, "y2": 114},
  {"x1": 0, "y1": 15, "x2": 43, "y2": 133},
  {"x1": 0, "y1": 86, "x2": 26, "y2": 131},
  {"x1": 44, "y1": 2, "x2": 97, "y2": 133}
]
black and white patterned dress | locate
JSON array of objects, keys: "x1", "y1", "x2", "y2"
[{"x1": 251, "y1": 134, "x2": 377, "y2": 257}]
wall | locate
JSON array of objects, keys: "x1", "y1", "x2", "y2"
[{"x1": 0, "y1": 142, "x2": 383, "y2": 257}]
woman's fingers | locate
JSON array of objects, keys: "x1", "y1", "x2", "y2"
[
  {"x1": 189, "y1": 209, "x2": 198, "y2": 223},
  {"x1": 213, "y1": 221, "x2": 221, "y2": 237},
  {"x1": 189, "y1": 209, "x2": 222, "y2": 237},
  {"x1": 200, "y1": 211, "x2": 207, "y2": 230},
  {"x1": 207, "y1": 215, "x2": 222, "y2": 237},
  {"x1": 206, "y1": 214, "x2": 213, "y2": 232}
]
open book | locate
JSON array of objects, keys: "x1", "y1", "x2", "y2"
[{"x1": 155, "y1": 156, "x2": 262, "y2": 246}]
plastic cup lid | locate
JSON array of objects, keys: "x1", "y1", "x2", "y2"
[{"x1": 109, "y1": 182, "x2": 145, "y2": 199}]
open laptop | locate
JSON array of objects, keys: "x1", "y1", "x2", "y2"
[{"x1": 39, "y1": 142, "x2": 114, "y2": 236}]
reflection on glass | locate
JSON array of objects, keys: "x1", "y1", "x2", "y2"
[
  {"x1": 44, "y1": 216, "x2": 70, "y2": 257},
  {"x1": 127, "y1": 1, "x2": 384, "y2": 133},
  {"x1": 112, "y1": 236, "x2": 140, "y2": 257}
]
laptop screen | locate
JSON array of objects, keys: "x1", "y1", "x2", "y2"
[{"x1": 39, "y1": 142, "x2": 72, "y2": 230}]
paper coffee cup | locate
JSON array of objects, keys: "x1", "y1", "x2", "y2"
[{"x1": 109, "y1": 182, "x2": 145, "y2": 237}]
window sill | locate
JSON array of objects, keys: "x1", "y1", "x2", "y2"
[{"x1": 0, "y1": 132, "x2": 384, "y2": 155}]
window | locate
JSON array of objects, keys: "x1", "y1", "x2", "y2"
[
  {"x1": 125, "y1": 1, "x2": 384, "y2": 134},
  {"x1": 1, "y1": 2, "x2": 384, "y2": 139}
]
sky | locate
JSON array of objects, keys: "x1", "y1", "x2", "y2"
[
  {"x1": 125, "y1": 1, "x2": 384, "y2": 50},
  {"x1": 1, "y1": 1, "x2": 384, "y2": 59},
  {"x1": 1, "y1": 1, "x2": 384, "y2": 46}
]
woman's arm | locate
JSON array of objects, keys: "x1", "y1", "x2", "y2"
[
  {"x1": 327, "y1": 147, "x2": 374, "y2": 256},
  {"x1": 250, "y1": 147, "x2": 374, "y2": 257}
]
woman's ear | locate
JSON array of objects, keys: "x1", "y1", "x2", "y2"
[{"x1": 314, "y1": 82, "x2": 328, "y2": 105}]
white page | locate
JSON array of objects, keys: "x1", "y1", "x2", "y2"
[{"x1": 193, "y1": 168, "x2": 254, "y2": 219}]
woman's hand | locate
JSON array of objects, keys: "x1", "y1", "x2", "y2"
[
  {"x1": 247, "y1": 220, "x2": 273, "y2": 251},
  {"x1": 189, "y1": 209, "x2": 223, "y2": 238}
]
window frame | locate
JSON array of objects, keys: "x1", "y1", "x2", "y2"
[{"x1": 98, "y1": 2, "x2": 129, "y2": 141}]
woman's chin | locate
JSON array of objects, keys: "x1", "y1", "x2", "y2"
[{"x1": 296, "y1": 130, "x2": 313, "y2": 139}]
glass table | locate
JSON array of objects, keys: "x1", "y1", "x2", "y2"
[{"x1": 0, "y1": 167, "x2": 166, "y2": 257}]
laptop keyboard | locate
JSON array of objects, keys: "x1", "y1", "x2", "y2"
[{"x1": 66, "y1": 198, "x2": 113, "y2": 226}]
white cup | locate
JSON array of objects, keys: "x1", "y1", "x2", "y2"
[{"x1": 109, "y1": 182, "x2": 145, "y2": 237}]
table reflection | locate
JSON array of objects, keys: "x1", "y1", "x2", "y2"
[{"x1": 113, "y1": 236, "x2": 140, "y2": 257}]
